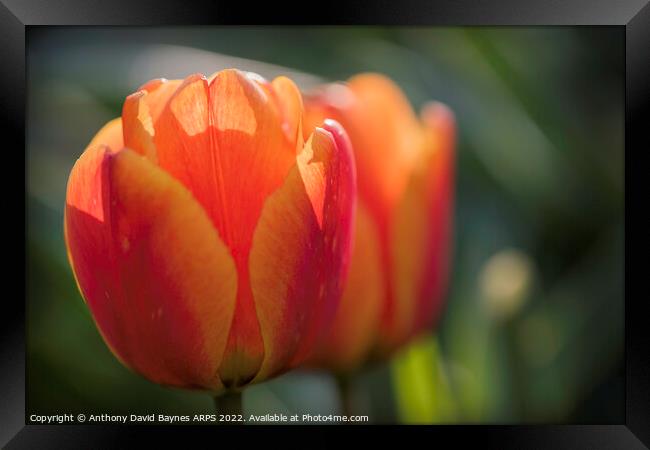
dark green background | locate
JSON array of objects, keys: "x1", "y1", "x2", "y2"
[{"x1": 27, "y1": 27, "x2": 623, "y2": 423}]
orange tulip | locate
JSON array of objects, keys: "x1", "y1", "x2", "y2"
[
  {"x1": 64, "y1": 69, "x2": 357, "y2": 391},
  {"x1": 303, "y1": 74, "x2": 455, "y2": 372}
]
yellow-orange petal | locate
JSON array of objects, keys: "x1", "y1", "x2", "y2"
[
  {"x1": 250, "y1": 121, "x2": 356, "y2": 382},
  {"x1": 88, "y1": 117, "x2": 124, "y2": 150},
  {"x1": 122, "y1": 91, "x2": 157, "y2": 162},
  {"x1": 270, "y1": 76, "x2": 304, "y2": 150},
  {"x1": 246, "y1": 73, "x2": 303, "y2": 149},
  {"x1": 346, "y1": 74, "x2": 423, "y2": 214},
  {"x1": 64, "y1": 146, "x2": 237, "y2": 390},
  {"x1": 137, "y1": 78, "x2": 183, "y2": 123},
  {"x1": 122, "y1": 78, "x2": 183, "y2": 162},
  {"x1": 389, "y1": 169, "x2": 432, "y2": 348}
]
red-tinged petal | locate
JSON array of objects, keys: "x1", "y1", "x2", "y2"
[
  {"x1": 385, "y1": 102, "x2": 456, "y2": 348},
  {"x1": 309, "y1": 201, "x2": 383, "y2": 372},
  {"x1": 304, "y1": 79, "x2": 455, "y2": 363},
  {"x1": 304, "y1": 78, "x2": 429, "y2": 353},
  {"x1": 88, "y1": 117, "x2": 124, "y2": 150},
  {"x1": 411, "y1": 101, "x2": 455, "y2": 334},
  {"x1": 249, "y1": 122, "x2": 356, "y2": 382},
  {"x1": 64, "y1": 146, "x2": 237, "y2": 390},
  {"x1": 377, "y1": 103, "x2": 456, "y2": 351},
  {"x1": 291, "y1": 120, "x2": 356, "y2": 364},
  {"x1": 66, "y1": 120, "x2": 123, "y2": 242}
]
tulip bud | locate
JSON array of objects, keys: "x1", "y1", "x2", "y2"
[
  {"x1": 65, "y1": 69, "x2": 357, "y2": 391},
  {"x1": 303, "y1": 74, "x2": 455, "y2": 371}
]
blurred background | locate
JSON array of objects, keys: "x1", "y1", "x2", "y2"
[{"x1": 27, "y1": 27, "x2": 624, "y2": 424}]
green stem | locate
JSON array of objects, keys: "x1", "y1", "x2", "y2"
[
  {"x1": 214, "y1": 390, "x2": 243, "y2": 418},
  {"x1": 505, "y1": 320, "x2": 527, "y2": 420}
]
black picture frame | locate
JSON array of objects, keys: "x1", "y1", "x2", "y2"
[{"x1": 3, "y1": 0, "x2": 648, "y2": 447}]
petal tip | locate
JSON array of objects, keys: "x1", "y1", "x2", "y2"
[
  {"x1": 420, "y1": 101, "x2": 455, "y2": 127},
  {"x1": 137, "y1": 77, "x2": 170, "y2": 92}
]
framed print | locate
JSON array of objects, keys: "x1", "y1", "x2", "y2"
[{"x1": 2, "y1": 0, "x2": 648, "y2": 447}]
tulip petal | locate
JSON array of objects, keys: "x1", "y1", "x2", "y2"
[
  {"x1": 310, "y1": 202, "x2": 383, "y2": 372},
  {"x1": 151, "y1": 69, "x2": 297, "y2": 386},
  {"x1": 65, "y1": 146, "x2": 237, "y2": 390},
  {"x1": 269, "y1": 76, "x2": 304, "y2": 151},
  {"x1": 414, "y1": 102, "x2": 456, "y2": 332},
  {"x1": 249, "y1": 121, "x2": 356, "y2": 381},
  {"x1": 391, "y1": 102, "x2": 455, "y2": 344},
  {"x1": 389, "y1": 178, "x2": 428, "y2": 348},
  {"x1": 303, "y1": 77, "x2": 429, "y2": 353},
  {"x1": 122, "y1": 91, "x2": 157, "y2": 162},
  {"x1": 137, "y1": 78, "x2": 183, "y2": 122},
  {"x1": 88, "y1": 117, "x2": 124, "y2": 151},
  {"x1": 242, "y1": 73, "x2": 301, "y2": 145},
  {"x1": 153, "y1": 70, "x2": 296, "y2": 250},
  {"x1": 306, "y1": 74, "x2": 423, "y2": 218},
  {"x1": 122, "y1": 78, "x2": 182, "y2": 162}
]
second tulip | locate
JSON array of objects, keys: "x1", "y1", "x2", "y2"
[{"x1": 303, "y1": 74, "x2": 455, "y2": 372}]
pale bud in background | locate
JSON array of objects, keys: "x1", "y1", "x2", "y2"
[{"x1": 479, "y1": 249, "x2": 534, "y2": 322}]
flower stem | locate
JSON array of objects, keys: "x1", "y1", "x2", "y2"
[
  {"x1": 505, "y1": 320, "x2": 527, "y2": 420},
  {"x1": 336, "y1": 374, "x2": 354, "y2": 417},
  {"x1": 214, "y1": 390, "x2": 243, "y2": 418}
]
